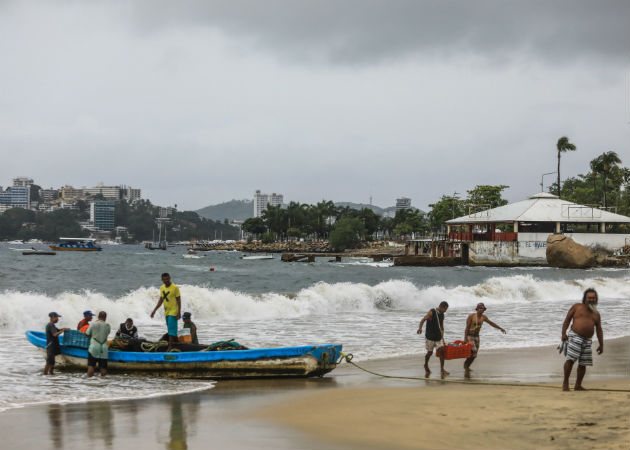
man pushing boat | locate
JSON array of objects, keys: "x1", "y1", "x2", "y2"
[{"x1": 150, "y1": 273, "x2": 182, "y2": 351}]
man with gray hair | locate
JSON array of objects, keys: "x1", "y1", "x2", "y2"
[{"x1": 561, "y1": 288, "x2": 604, "y2": 391}]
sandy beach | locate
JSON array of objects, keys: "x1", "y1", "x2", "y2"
[
  {"x1": 1, "y1": 337, "x2": 628, "y2": 449},
  {"x1": 260, "y1": 337, "x2": 630, "y2": 450}
]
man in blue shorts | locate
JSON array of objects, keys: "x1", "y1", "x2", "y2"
[{"x1": 150, "y1": 272, "x2": 181, "y2": 351}]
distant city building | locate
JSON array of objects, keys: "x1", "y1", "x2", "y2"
[
  {"x1": 12, "y1": 177, "x2": 34, "y2": 188},
  {"x1": 62, "y1": 185, "x2": 86, "y2": 201},
  {"x1": 0, "y1": 186, "x2": 30, "y2": 209},
  {"x1": 90, "y1": 200, "x2": 115, "y2": 231},
  {"x1": 85, "y1": 183, "x2": 122, "y2": 200},
  {"x1": 60, "y1": 201, "x2": 78, "y2": 210},
  {"x1": 253, "y1": 190, "x2": 284, "y2": 218},
  {"x1": 40, "y1": 188, "x2": 60, "y2": 202},
  {"x1": 122, "y1": 186, "x2": 142, "y2": 203},
  {"x1": 159, "y1": 206, "x2": 177, "y2": 218},
  {"x1": 395, "y1": 197, "x2": 412, "y2": 211}
]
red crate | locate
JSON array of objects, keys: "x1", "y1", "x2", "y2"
[{"x1": 437, "y1": 340, "x2": 471, "y2": 360}]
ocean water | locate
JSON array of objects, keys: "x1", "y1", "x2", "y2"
[{"x1": 1, "y1": 242, "x2": 628, "y2": 410}]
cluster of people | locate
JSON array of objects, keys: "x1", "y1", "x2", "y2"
[
  {"x1": 44, "y1": 273, "x2": 199, "y2": 377},
  {"x1": 417, "y1": 288, "x2": 604, "y2": 390}
]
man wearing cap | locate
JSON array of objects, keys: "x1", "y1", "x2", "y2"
[
  {"x1": 77, "y1": 310, "x2": 94, "y2": 333},
  {"x1": 86, "y1": 311, "x2": 111, "y2": 377},
  {"x1": 463, "y1": 302, "x2": 506, "y2": 377},
  {"x1": 44, "y1": 312, "x2": 69, "y2": 375},
  {"x1": 182, "y1": 312, "x2": 198, "y2": 345},
  {"x1": 150, "y1": 273, "x2": 182, "y2": 351}
]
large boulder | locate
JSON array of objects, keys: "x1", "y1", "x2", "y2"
[{"x1": 546, "y1": 234, "x2": 595, "y2": 268}]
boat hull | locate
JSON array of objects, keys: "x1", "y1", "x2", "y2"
[
  {"x1": 27, "y1": 331, "x2": 340, "y2": 379},
  {"x1": 49, "y1": 247, "x2": 101, "y2": 251}
]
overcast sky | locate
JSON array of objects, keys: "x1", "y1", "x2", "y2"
[{"x1": 1, "y1": 0, "x2": 628, "y2": 211}]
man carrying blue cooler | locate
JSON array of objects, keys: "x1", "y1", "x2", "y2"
[{"x1": 150, "y1": 272, "x2": 182, "y2": 351}]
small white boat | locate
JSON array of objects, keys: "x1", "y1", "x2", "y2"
[{"x1": 240, "y1": 253, "x2": 274, "y2": 260}]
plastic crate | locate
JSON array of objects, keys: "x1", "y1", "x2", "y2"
[
  {"x1": 436, "y1": 340, "x2": 471, "y2": 360},
  {"x1": 63, "y1": 329, "x2": 90, "y2": 349}
]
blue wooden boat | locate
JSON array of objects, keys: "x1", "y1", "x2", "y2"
[{"x1": 26, "y1": 331, "x2": 342, "y2": 379}]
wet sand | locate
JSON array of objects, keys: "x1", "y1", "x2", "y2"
[
  {"x1": 1, "y1": 337, "x2": 628, "y2": 449},
  {"x1": 261, "y1": 337, "x2": 630, "y2": 450}
]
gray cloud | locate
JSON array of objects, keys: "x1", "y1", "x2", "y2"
[{"x1": 128, "y1": 1, "x2": 630, "y2": 65}]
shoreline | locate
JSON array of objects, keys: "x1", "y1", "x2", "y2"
[
  {"x1": 1, "y1": 337, "x2": 628, "y2": 449},
  {"x1": 259, "y1": 336, "x2": 630, "y2": 450}
]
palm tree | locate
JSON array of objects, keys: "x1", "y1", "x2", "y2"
[
  {"x1": 556, "y1": 136, "x2": 577, "y2": 197},
  {"x1": 593, "y1": 151, "x2": 622, "y2": 207}
]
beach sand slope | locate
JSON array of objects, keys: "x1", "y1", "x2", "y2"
[{"x1": 264, "y1": 380, "x2": 629, "y2": 450}]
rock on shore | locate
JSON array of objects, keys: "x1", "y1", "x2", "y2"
[{"x1": 546, "y1": 234, "x2": 595, "y2": 268}]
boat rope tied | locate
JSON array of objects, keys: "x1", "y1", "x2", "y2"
[{"x1": 337, "y1": 351, "x2": 630, "y2": 393}]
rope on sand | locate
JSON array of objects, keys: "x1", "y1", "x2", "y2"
[{"x1": 338, "y1": 351, "x2": 630, "y2": 393}]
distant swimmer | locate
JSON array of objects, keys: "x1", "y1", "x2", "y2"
[
  {"x1": 150, "y1": 272, "x2": 182, "y2": 351},
  {"x1": 115, "y1": 318, "x2": 138, "y2": 340},
  {"x1": 86, "y1": 311, "x2": 111, "y2": 377},
  {"x1": 561, "y1": 288, "x2": 604, "y2": 391},
  {"x1": 417, "y1": 301, "x2": 449, "y2": 378},
  {"x1": 463, "y1": 303, "x2": 506, "y2": 378},
  {"x1": 44, "y1": 312, "x2": 69, "y2": 375},
  {"x1": 182, "y1": 312, "x2": 198, "y2": 344},
  {"x1": 77, "y1": 310, "x2": 93, "y2": 333}
]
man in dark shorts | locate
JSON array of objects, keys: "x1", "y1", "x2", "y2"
[
  {"x1": 417, "y1": 301, "x2": 449, "y2": 378},
  {"x1": 86, "y1": 311, "x2": 111, "y2": 377},
  {"x1": 561, "y1": 288, "x2": 604, "y2": 391},
  {"x1": 44, "y1": 312, "x2": 69, "y2": 375}
]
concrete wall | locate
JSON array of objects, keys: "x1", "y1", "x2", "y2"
[{"x1": 469, "y1": 232, "x2": 630, "y2": 266}]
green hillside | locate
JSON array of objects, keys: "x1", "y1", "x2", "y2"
[{"x1": 196, "y1": 199, "x2": 253, "y2": 222}]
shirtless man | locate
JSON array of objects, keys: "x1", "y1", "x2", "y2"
[
  {"x1": 463, "y1": 302, "x2": 506, "y2": 377},
  {"x1": 561, "y1": 288, "x2": 604, "y2": 391}
]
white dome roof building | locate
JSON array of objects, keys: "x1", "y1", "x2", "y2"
[{"x1": 444, "y1": 193, "x2": 629, "y2": 265}]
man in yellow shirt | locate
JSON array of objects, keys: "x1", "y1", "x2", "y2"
[{"x1": 150, "y1": 272, "x2": 182, "y2": 351}]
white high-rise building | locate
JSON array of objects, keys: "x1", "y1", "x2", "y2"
[
  {"x1": 13, "y1": 177, "x2": 34, "y2": 187},
  {"x1": 253, "y1": 190, "x2": 284, "y2": 217},
  {"x1": 395, "y1": 197, "x2": 412, "y2": 211}
]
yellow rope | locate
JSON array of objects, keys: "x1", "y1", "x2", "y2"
[{"x1": 338, "y1": 351, "x2": 630, "y2": 393}]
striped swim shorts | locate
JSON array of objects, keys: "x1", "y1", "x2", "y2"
[{"x1": 566, "y1": 330, "x2": 593, "y2": 366}]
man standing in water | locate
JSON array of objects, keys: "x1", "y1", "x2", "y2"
[
  {"x1": 463, "y1": 302, "x2": 506, "y2": 377},
  {"x1": 86, "y1": 311, "x2": 111, "y2": 377},
  {"x1": 44, "y1": 312, "x2": 69, "y2": 375},
  {"x1": 151, "y1": 273, "x2": 181, "y2": 351},
  {"x1": 561, "y1": 288, "x2": 604, "y2": 391},
  {"x1": 417, "y1": 301, "x2": 449, "y2": 378}
]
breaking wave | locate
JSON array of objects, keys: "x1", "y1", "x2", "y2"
[{"x1": 1, "y1": 275, "x2": 628, "y2": 332}]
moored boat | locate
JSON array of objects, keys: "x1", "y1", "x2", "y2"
[
  {"x1": 22, "y1": 249, "x2": 56, "y2": 255},
  {"x1": 240, "y1": 253, "x2": 274, "y2": 260},
  {"x1": 50, "y1": 237, "x2": 102, "y2": 252},
  {"x1": 26, "y1": 331, "x2": 341, "y2": 379}
]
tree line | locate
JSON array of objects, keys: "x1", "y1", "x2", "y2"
[{"x1": 0, "y1": 199, "x2": 239, "y2": 242}]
